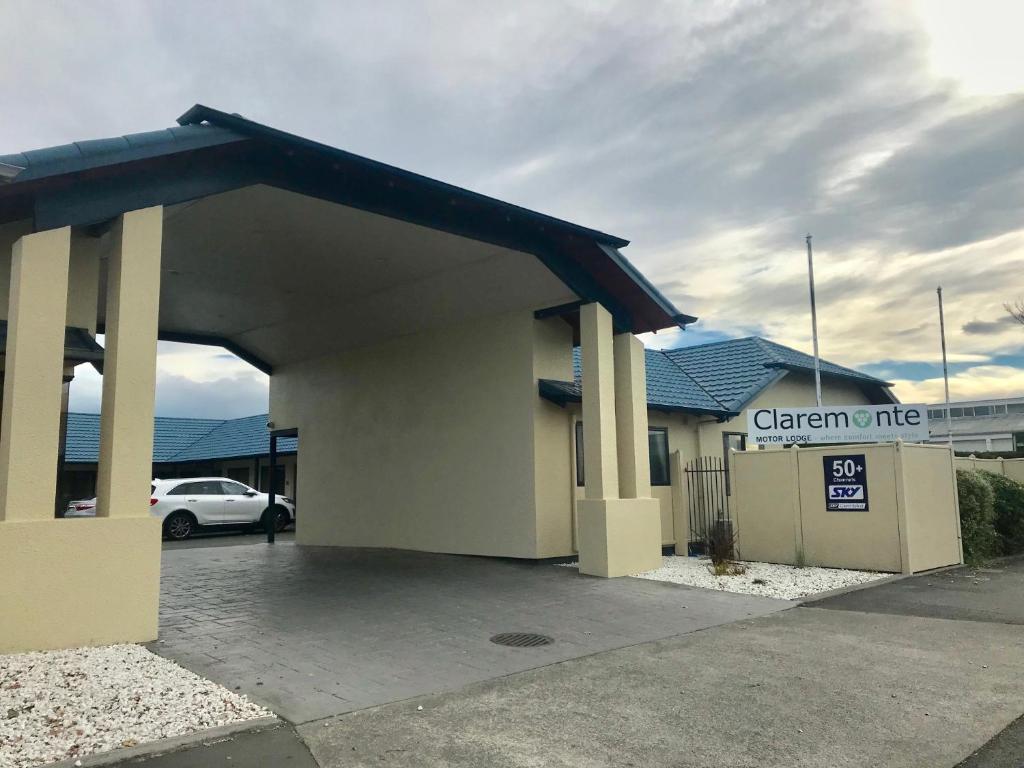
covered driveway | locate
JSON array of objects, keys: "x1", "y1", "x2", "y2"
[
  {"x1": 0, "y1": 103, "x2": 696, "y2": 653},
  {"x1": 152, "y1": 540, "x2": 785, "y2": 723}
]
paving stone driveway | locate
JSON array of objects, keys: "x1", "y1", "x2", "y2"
[{"x1": 152, "y1": 542, "x2": 786, "y2": 723}]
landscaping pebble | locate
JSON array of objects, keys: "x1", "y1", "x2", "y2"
[
  {"x1": 558, "y1": 556, "x2": 888, "y2": 599},
  {"x1": 0, "y1": 644, "x2": 271, "y2": 768},
  {"x1": 631, "y1": 556, "x2": 888, "y2": 599}
]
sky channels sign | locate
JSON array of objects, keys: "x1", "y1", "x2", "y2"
[
  {"x1": 747, "y1": 404, "x2": 929, "y2": 446},
  {"x1": 823, "y1": 454, "x2": 869, "y2": 511}
]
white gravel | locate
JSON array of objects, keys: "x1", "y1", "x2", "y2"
[
  {"x1": 558, "y1": 556, "x2": 889, "y2": 600},
  {"x1": 631, "y1": 556, "x2": 889, "y2": 600},
  {"x1": 0, "y1": 644, "x2": 271, "y2": 768}
]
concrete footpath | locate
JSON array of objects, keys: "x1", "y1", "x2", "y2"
[{"x1": 111, "y1": 557, "x2": 1024, "y2": 768}]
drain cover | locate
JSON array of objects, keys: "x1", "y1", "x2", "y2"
[{"x1": 490, "y1": 632, "x2": 554, "y2": 648}]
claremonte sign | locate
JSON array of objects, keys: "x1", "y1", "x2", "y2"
[{"x1": 747, "y1": 404, "x2": 929, "y2": 446}]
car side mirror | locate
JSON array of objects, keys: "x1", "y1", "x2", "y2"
[{"x1": 244, "y1": 490, "x2": 258, "y2": 497}]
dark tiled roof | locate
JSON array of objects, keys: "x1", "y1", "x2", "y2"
[
  {"x1": 0, "y1": 124, "x2": 243, "y2": 182},
  {"x1": 540, "y1": 337, "x2": 893, "y2": 416},
  {"x1": 663, "y1": 337, "x2": 892, "y2": 412},
  {"x1": 64, "y1": 412, "x2": 296, "y2": 465},
  {"x1": 172, "y1": 414, "x2": 298, "y2": 462},
  {"x1": 543, "y1": 348, "x2": 728, "y2": 415}
]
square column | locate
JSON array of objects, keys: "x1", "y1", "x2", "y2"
[
  {"x1": 0, "y1": 227, "x2": 71, "y2": 521},
  {"x1": 579, "y1": 302, "x2": 618, "y2": 499},
  {"x1": 576, "y1": 304, "x2": 662, "y2": 577},
  {"x1": 614, "y1": 332, "x2": 652, "y2": 499},
  {"x1": 96, "y1": 206, "x2": 163, "y2": 518}
]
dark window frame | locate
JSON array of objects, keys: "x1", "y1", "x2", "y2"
[
  {"x1": 575, "y1": 421, "x2": 585, "y2": 487},
  {"x1": 648, "y1": 427, "x2": 671, "y2": 487}
]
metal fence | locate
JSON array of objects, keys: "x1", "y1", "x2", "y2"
[{"x1": 684, "y1": 456, "x2": 731, "y2": 553}]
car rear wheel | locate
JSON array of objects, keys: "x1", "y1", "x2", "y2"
[
  {"x1": 262, "y1": 506, "x2": 290, "y2": 533},
  {"x1": 163, "y1": 511, "x2": 196, "y2": 540}
]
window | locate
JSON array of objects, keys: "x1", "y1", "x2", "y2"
[
  {"x1": 166, "y1": 481, "x2": 196, "y2": 496},
  {"x1": 928, "y1": 409, "x2": 946, "y2": 420},
  {"x1": 1015, "y1": 433, "x2": 1024, "y2": 452},
  {"x1": 949, "y1": 408, "x2": 964, "y2": 418},
  {"x1": 993, "y1": 404, "x2": 1007, "y2": 415},
  {"x1": 648, "y1": 428, "x2": 670, "y2": 486},
  {"x1": 167, "y1": 480, "x2": 223, "y2": 496},
  {"x1": 574, "y1": 422, "x2": 672, "y2": 487},
  {"x1": 575, "y1": 422, "x2": 585, "y2": 487},
  {"x1": 226, "y1": 467, "x2": 250, "y2": 484},
  {"x1": 974, "y1": 406, "x2": 992, "y2": 416},
  {"x1": 220, "y1": 481, "x2": 250, "y2": 495},
  {"x1": 1008, "y1": 403, "x2": 1024, "y2": 414}
]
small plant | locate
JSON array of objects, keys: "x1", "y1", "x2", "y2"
[
  {"x1": 704, "y1": 519, "x2": 744, "y2": 576},
  {"x1": 956, "y1": 470, "x2": 998, "y2": 565},
  {"x1": 794, "y1": 544, "x2": 807, "y2": 569}
]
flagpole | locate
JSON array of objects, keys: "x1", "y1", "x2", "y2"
[
  {"x1": 937, "y1": 286, "x2": 953, "y2": 448},
  {"x1": 806, "y1": 234, "x2": 823, "y2": 407}
]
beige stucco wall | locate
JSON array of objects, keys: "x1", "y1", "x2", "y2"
[
  {"x1": 0, "y1": 517, "x2": 161, "y2": 653},
  {"x1": 532, "y1": 318, "x2": 576, "y2": 557},
  {"x1": 900, "y1": 444, "x2": 963, "y2": 572},
  {"x1": 797, "y1": 444, "x2": 904, "y2": 572},
  {"x1": 730, "y1": 443, "x2": 962, "y2": 573},
  {"x1": 0, "y1": 221, "x2": 101, "y2": 332},
  {"x1": 271, "y1": 310, "x2": 542, "y2": 558},
  {"x1": 732, "y1": 449, "x2": 801, "y2": 564}
]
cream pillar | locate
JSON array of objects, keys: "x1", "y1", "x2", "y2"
[
  {"x1": 580, "y1": 302, "x2": 618, "y2": 500},
  {"x1": 614, "y1": 332, "x2": 651, "y2": 499},
  {"x1": 0, "y1": 212, "x2": 163, "y2": 654},
  {"x1": 576, "y1": 304, "x2": 662, "y2": 577},
  {"x1": 0, "y1": 228, "x2": 71, "y2": 521},
  {"x1": 96, "y1": 206, "x2": 163, "y2": 518}
]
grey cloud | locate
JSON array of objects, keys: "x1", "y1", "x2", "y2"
[
  {"x1": 3, "y1": 0, "x2": 1023, "y2": 404},
  {"x1": 963, "y1": 316, "x2": 1017, "y2": 335}
]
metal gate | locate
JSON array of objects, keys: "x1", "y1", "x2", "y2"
[{"x1": 684, "y1": 456, "x2": 731, "y2": 554}]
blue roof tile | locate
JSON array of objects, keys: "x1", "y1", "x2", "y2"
[
  {"x1": 64, "y1": 412, "x2": 296, "y2": 465},
  {"x1": 543, "y1": 336, "x2": 892, "y2": 416}
]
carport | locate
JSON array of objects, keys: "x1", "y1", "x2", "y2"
[{"x1": 0, "y1": 105, "x2": 694, "y2": 653}]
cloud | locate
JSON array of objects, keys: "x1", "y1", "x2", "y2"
[
  {"x1": 892, "y1": 365, "x2": 1024, "y2": 403},
  {"x1": 962, "y1": 316, "x2": 1017, "y2": 336},
  {"x1": 4, "y1": 0, "x2": 1023, "y2": 406}
]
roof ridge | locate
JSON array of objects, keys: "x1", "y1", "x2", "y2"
[
  {"x1": 653, "y1": 349, "x2": 732, "y2": 412},
  {"x1": 165, "y1": 418, "x2": 233, "y2": 462}
]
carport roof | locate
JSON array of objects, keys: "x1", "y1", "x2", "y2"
[
  {"x1": 0, "y1": 104, "x2": 695, "y2": 337},
  {"x1": 64, "y1": 412, "x2": 296, "y2": 464}
]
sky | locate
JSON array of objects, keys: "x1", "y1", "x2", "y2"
[{"x1": 2, "y1": 0, "x2": 1022, "y2": 416}]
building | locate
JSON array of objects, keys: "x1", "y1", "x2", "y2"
[
  {"x1": 541, "y1": 336, "x2": 896, "y2": 551},
  {"x1": 1, "y1": 104, "x2": 698, "y2": 651},
  {"x1": 59, "y1": 413, "x2": 297, "y2": 511},
  {"x1": 927, "y1": 396, "x2": 1024, "y2": 453}
]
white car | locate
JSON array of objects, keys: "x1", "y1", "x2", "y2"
[{"x1": 64, "y1": 477, "x2": 296, "y2": 541}]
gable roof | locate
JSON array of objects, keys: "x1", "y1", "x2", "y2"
[
  {"x1": 0, "y1": 104, "x2": 694, "y2": 336},
  {"x1": 539, "y1": 336, "x2": 895, "y2": 417},
  {"x1": 662, "y1": 337, "x2": 894, "y2": 412},
  {"x1": 64, "y1": 412, "x2": 297, "y2": 465}
]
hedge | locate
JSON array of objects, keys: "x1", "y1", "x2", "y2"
[
  {"x1": 979, "y1": 471, "x2": 1024, "y2": 555},
  {"x1": 956, "y1": 469, "x2": 998, "y2": 564}
]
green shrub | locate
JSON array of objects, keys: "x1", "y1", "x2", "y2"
[
  {"x1": 979, "y1": 471, "x2": 1024, "y2": 554},
  {"x1": 956, "y1": 470, "x2": 998, "y2": 564}
]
